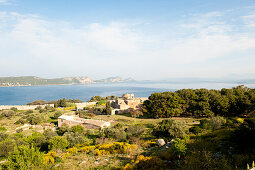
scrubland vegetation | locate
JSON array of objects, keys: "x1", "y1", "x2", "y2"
[{"x1": 0, "y1": 86, "x2": 254, "y2": 169}]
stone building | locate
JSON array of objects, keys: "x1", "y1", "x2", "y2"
[
  {"x1": 110, "y1": 93, "x2": 148, "y2": 115},
  {"x1": 58, "y1": 115, "x2": 110, "y2": 129}
]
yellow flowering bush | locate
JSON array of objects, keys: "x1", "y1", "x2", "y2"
[
  {"x1": 61, "y1": 152, "x2": 71, "y2": 159},
  {"x1": 67, "y1": 147, "x2": 78, "y2": 154},
  {"x1": 81, "y1": 146, "x2": 96, "y2": 153},
  {"x1": 80, "y1": 142, "x2": 137, "y2": 156},
  {"x1": 122, "y1": 155, "x2": 164, "y2": 170},
  {"x1": 44, "y1": 151, "x2": 58, "y2": 164},
  {"x1": 63, "y1": 106, "x2": 76, "y2": 110},
  {"x1": 141, "y1": 140, "x2": 157, "y2": 148}
]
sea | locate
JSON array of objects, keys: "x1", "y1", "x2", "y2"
[{"x1": 0, "y1": 82, "x2": 255, "y2": 105}]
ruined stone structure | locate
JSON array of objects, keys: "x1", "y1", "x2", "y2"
[
  {"x1": 110, "y1": 93, "x2": 148, "y2": 115},
  {"x1": 58, "y1": 115, "x2": 110, "y2": 129}
]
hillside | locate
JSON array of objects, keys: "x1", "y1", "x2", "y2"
[{"x1": 0, "y1": 76, "x2": 133, "y2": 87}]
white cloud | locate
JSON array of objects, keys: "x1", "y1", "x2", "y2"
[{"x1": 0, "y1": 10, "x2": 255, "y2": 80}]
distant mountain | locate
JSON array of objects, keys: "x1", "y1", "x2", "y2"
[
  {"x1": 95, "y1": 77, "x2": 135, "y2": 83},
  {"x1": 0, "y1": 76, "x2": 134, "y2": 87}
]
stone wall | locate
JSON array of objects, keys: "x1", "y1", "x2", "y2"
[{"x1": 0, "y1": 104, "x2": 54, "y2": 110}]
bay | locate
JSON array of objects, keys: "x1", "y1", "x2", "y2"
[{"x1": 0, "y1": 82, "x2": 255, "y2": 105}]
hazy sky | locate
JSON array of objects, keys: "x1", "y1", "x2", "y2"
[{"x1": 0, "y1": 0, "x2": 255, "y2": 80}]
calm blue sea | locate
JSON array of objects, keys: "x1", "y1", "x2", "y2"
[{"x1": 0, "y1": 82, "x2": 254, "y2": 105}]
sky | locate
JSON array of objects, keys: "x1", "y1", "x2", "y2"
[{"x1": 0, "y1": 0, "x2": 255, "y2": 80}]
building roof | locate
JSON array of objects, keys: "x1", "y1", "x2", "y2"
[{"x1": 58, "y1": 115, "x2": 110, "y2": 128}]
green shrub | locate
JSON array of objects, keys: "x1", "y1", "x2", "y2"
[
  {"x1": 43, "y1": 129, "x2": 57, "y2": 140},
  {"x1": 0, "y1": 132, "x2": 8, "y2": 142},
  {"x1": 10, "y1": 107, "x2": 18, "y2": 112},
  {"x1": 172, "y1": 138, "x2": 187, "y2": 159},
  {"x1": 126, "y1": 124, "x2": 146, "y2": 137},
  {"x1": 0, "y1": 126, "x2": 7, "y2": 132},
  {"x1": 56, "y1": 123, "x2": 70, "y2": 136},
  {"x1": 0, "y1": 140, "x2": 16, "y2": 157},
  {"x1": 189, "y1": 126, "x2": 203, "y2": 135},
  {"x1": 26, "y1": 110, "x2": 33, "y2": 114},
  {"x1": 102, "y1": 127, "x2": 127, "y2": 141},
  {"x1": 53, "y1": 111, "x2": 62, "y2": 119},
  {"x1": 1, "y1": 110, "x2": 15, "y2": 118},
  {"x1": 8, "y1": 145, "x2": 44, "y2": 170},
  {"x1": 49, "y1": 136, "x2": 69, "y2": 150},
  {"x1": 64, "y1": 132, "x2": 90, "y2": 147},
  {"x1": 71, "y1": 125, "x2": 84, "y2": 134},
  {"x1": 200, "y1": 116, "x2": 226, "y2": 130},
  {"x1": 153, "y1": 119, "x2": 186, "y2": 139}
]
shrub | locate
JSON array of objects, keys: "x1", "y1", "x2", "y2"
[
  {"x1": 15, "y1": 118, "x2": 27, "y2": 125},
  {"x1": 35, "y1": 106, "x2": 42, "y2": 110},
  {"x1": 10, "y1": 107, "x2": 18, "y2": 112},
  {"x1": 122, "y1": 155, "x2": 164, "y2": 170},
  {"x1": 189, "y1": 126, "x2": 203, "y2": 135},
  {"x1": 102, "y1": 127, "x2": 127, "y2": 141},
  {"x1": 126, "y1": 124, "x2": 146, "y2": 137},
  {"x1": 172, "y1": 138, "x2": 187, "y2": 159},
  {"x1": 1, "y1": 110, "x2": 15, "y2": 118},
  {"x1": 56, "y1": 123, "x2": 70, "y2": 136},
  {"x1": 49, "y1": 136, "x2": 69, "y2": 150},
  {"x1": 0, "y1": 126, "x2": 7, "y2": 132},
  {"x1": 44, "y1": 151, "x2": 58, "y2": 164},
  {"x1": 208, "y1": 116, "x2": 226, "y2": 130},
  {"x1": 81, "y1": 146, "x2": 96, "y2": 153},
  {"x1": 25, "y1": 132, "x2": 47, "y2": 150},
  {"x1": 53, "y1": 111, "x2": 62, "y2": 119},
  {"x1": 71, "y1": 125, "x2": 84, "y2": 134},
  {"x1": 0, "y1": 140, "x2": 16, "y2": 157},
  {"x1": 0, "y1": 132, "x2": 8, "y2": 142},
  {"x1": 81, "y1": 142, "x2": 137, "y2": 155},
  {"x1": 64, "y1": 132, "x2": 90, "y2": 147},
  {"x1": 26, "y1": 114, "x2": 44, "y2": 125},
  {"x1": 43, "y1": 129, "x2": 58, "y2": 140},
  {"x1": 153, "y1": 119, "x2": 186, "y2": 139},
  {"x1": 26, "y1": 110, "x2": 33, "y2": 114},
  {"x1": 8, "y1": 145, "x2": 44, "y2": 170},
  {"x1": 200, "y1": 116, "x2": 226, "y2": 130},
  {"x1": 67, "y1": 147, "x2": 78, "y2": 154}
]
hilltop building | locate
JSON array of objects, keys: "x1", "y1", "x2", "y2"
[{"x1": 110, "y1": 93, "x2": 148, "y2": 115}]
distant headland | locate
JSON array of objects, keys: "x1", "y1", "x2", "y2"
[{"x1": 0, "y1": 76, "x2": 134, "y2": 87}]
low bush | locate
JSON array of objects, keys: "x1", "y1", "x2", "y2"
[
  {"x1": 49, "y1": 136, "x2": 69, "y2": 150},
  {"x1": 1, "y1": 110, "x2": 15, "y2": 118},
  {"x1": 71, "y1": 125, "x2": 84, "y2": 134},
  {"x1": 153, "y1": 119, "x2": 186, "y2": 139},
  {"x1": 189, "y1": 126, "x2": 203, "y2": 135},
  {"x1": 8, "y1": 145, "x2": 44, "y2": 170},
  {"x1": 122, "y1": 155, "x2": 164, "y2": 170},
  {"x1": 53, "y1": 111, "x2": 62, "y2": 118},
  {"x1": 67, "y1": 147, "x2": 78, "y2": 154},
  {"x1": 81, "y1": 142, "x2": 137, "y2": 156}
]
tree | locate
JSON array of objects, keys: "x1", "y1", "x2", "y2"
[
  {"x1": 143, "y1": 92, "x2": 183, "y2": 118},
  {"x1": 106, "y1": 101, "x2": 112, "y2": 115}
]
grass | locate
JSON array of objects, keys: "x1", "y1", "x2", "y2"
[{"x1": 94, "y1": 114, "x2": 200, "y2": 128}]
